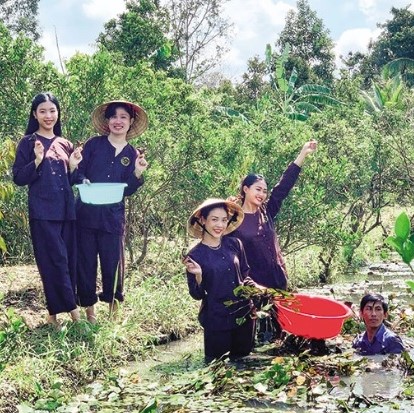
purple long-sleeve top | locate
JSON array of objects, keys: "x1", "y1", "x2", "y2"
[
  {"x1": 352, "y1": 324, "x2": 405, "y2": 355},
  {"x1": 73, "y1": 135, "x2": 144, "y2": 235},
  {"x1": 187, "y1": 236, "x2": 257, "y2": 331},
  {"x1": 12, "y1": 133, "x2": 76, "y2": 220},
  {"x1": 231, "y1": 163, "x2": 301, "y2": 290}
]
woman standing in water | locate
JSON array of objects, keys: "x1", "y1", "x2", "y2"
[
  {"x1": 231, "y1": 140, "x2": 317, "y2": 340},
  {"x1": 183, "y1": 198, "x2": 263, "y2": 363},
  {"x1": 13, "y1": 92, "x2": 82, "y2": 327}
]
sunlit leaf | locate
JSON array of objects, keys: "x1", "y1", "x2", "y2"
[
  {"x1": 402, "y1": 239, "x2": 414, "y2": 264},
  {"x1": 385, "y1": 235, "x2": 403, "y2": 255},
  {"x1": 405, "y1": 280, "x2": 414, "y2": 293},
  {"x1": 395, "y1": 212, "x2": 410, "y2": 240}
]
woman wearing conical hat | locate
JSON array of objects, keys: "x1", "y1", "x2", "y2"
[
  {"x1": 73, "y1": 100, "x2": 148, "y2": 323},
  {"x1": 183, "y1": 198, "x2": 263, "y2": 363}
]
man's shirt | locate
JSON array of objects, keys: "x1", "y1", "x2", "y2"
[{"x1": 352, "y1": 324, "x2": 405, "y2": 355}]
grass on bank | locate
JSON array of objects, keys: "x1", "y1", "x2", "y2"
[{"x1": 0, "y1": 240, "x2": 200, "y2": 412}]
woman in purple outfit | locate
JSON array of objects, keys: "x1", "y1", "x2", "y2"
[
  {"x1": 74, "y1": 100, "x2": 148, "y2": 322},
  {"x1": 230, "y1": 140, "x2": 317, "y2": 341},
  {"x1": 13, "y1": 92, "x2": 83, "y2": 327},
  {"x1": 183, "y1": 198, "x2": 263, "y2": 363}
]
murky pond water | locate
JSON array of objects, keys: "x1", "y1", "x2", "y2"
[{"x1": 61, "y1": 262, "x2": 414, "y2": 412}]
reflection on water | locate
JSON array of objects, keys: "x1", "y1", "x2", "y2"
[
  {"x1": 301, "y1": 261, "x2": 414, "y2": 306},
  {"x1": 331, "y1": 355, "x2": 401, "y2": 399}
]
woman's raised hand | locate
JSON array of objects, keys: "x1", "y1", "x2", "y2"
[
  {"x1": 302, "y1": 139, "x2": 318, "y2": 155},
  {"x1": 294, "y1": 139, "x2": 318, "y2": 167},
  {"x1": 183, "y1": 256, "x2": 203, "y2": 284},
  {"x1": 34, "y1": 140, "x2": 44, "y2": 167},
  {"x1": 134, "y1": 148, "x2": 148, "y2": 178},
  {"x1": 69, "y1": 146, "x2": 83, "y2": 172}
]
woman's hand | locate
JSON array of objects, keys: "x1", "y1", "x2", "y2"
[
  {"x1": 226, "y1": 195, "x2": 242, "y2": 204},
  {"x1": 294, "y1": 139, "x2": 318, "y2": 167},
  {"x1": 69, "y1": 146, "x2": 83, "y2": 172},
  {"x1": 134, "y1": 148, "x2": 148, "y2": 178},
  {"x1": 34, "y1": 140, "x2": 44, "y2": 167},
  {"x1": 183, "y1": 256, "x2": 202, "y2": 285}
]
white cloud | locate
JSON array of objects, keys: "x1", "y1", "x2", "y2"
[
  {"x1": 334, "y1": 27, "x2": 381, "y2": 67},
  {"x1": 39, "y1": 30, "x2": 96, "y2": 69},
  {"x1": 357, "y1": 0, "x2": 377, "y2": 15},
  {"x1": 220, "y1": 0, "x2": 293, "y2": 79},
  {"x1": 225, "y1": 0, "x2": 293, "y2": 33},
  {"x1": 357, "y1": 0, "x2": 414, "y2": 23},
  {"x1": 82, "y1": 0, "x2": 126, "y2": 21}
]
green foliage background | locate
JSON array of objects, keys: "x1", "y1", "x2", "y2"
[
  {"x1": 1, "y1": 1, "x2": 414, "y2": 409},
  {"x1": 0, "y1": 14, "x2": 414, "y2": 281}
]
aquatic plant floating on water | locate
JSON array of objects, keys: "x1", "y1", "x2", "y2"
[
  {"x1": 385, "y1": 211, "x2": 414, "y2": 290},
  {"x1": 385, "y1": 212, "x2": 414, "y2": 268}
]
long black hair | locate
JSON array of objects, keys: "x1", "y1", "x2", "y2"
[
  {"x1": 239, "y1": 173, "x2": 268, "y2": 224},
  {"x1": 25, "y1": 92, "x2": 62, "y2": 136},
  {"x1": 239, "y1": 173, "x2": 266, "y2": 204}
]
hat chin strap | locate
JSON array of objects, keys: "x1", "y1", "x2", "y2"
[{"x1": 194, "y1": 218, "x2": 214, "y2": 238}]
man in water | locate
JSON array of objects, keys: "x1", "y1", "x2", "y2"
[{"x1": 352, "y1": 293, "x2": 405, "y2": 355}]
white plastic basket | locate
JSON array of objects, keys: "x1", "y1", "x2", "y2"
[{"x1": 76, "y1": 183, "x2": 128, "y2": 205}]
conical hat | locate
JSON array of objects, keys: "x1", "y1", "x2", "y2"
[
  {"x1": 187, "y1": 198, "x2": 244, "y2": 239},
  {"x1": 91, "y1": 100, "x2": 148, "y2": 139}
]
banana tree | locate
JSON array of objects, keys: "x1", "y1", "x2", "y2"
[
  {"x1": 361, "y1": 58, "x2": 414, "y2": 114},
  {"x1": 361, "y1": 74, "x2": 404, "y2": 114},
  {"x1": 265, "y1": 43, "x2": 342, "y2": 121}
]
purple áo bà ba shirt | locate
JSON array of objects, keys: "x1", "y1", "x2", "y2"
[
  {"x1": 186, "y1": 236, "x2": 257, "y2": 331},
  {"x1": 73, "y1": 135, "x2": 144, "y2": 234}
]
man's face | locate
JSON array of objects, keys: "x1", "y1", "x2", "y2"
[{"x1": 361, "y1": 300, "x2": 387, "y2": 329}]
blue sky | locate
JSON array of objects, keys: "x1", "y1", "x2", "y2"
[{"x1": 38, "y1": 0, "x2": 414, "y2": 81}]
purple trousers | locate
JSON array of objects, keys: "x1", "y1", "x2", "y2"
[
  {"x1": 30, "y1": 219, "x2": 77, "y2": 315},
  {"x1": 204, "y1": 318, "x2": 255, "y2": 362},
  {"x1": 76, "y1": 227, "x2": 124, "y2": 307}
]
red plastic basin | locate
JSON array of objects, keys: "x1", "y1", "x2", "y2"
[{"x1": 275, "y1": 293, "x2": 353, "y2": 339}]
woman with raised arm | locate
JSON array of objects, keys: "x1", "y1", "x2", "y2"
[{"x1": 231, "y1": 140, "x2": 317, "y2": 341}]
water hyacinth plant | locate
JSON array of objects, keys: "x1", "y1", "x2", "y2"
[{"x1": 385, "y1": 211, "x2": 414, "y2": 292}]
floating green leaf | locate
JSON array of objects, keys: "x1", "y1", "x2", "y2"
[
  {"x1": 405, "y1": 280, "x2": 414, "y2": 293},
  {"x1": 395, "y1": 212, "x2": 410, "y2": 240}
]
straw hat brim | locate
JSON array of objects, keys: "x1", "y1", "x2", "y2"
[
  {"x1": 91, "y1": 100, "x2": 148, "y2": 140},
  {"x1": 187, "y1": 198, "x2": 244, "y2": 239}
]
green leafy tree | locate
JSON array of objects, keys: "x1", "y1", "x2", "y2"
[
  {"x1": 276, "y1": 0, "x2": 335, "y2": 86},
  {"x1": 96, "y1": 0, "x2": 173, "y2": 70},
  {"x1": 0, "y1": 0, "x2": 40, "y2": 40},
  {"x1": 236, "y1": 55, "x2": 268, "y2": 104},
  {"x1": 368, "y1": 6, "x2": 414, "y2": 74},
  {"x1": 0, "y1": 139, "x2": 15, "y2": 252}
]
